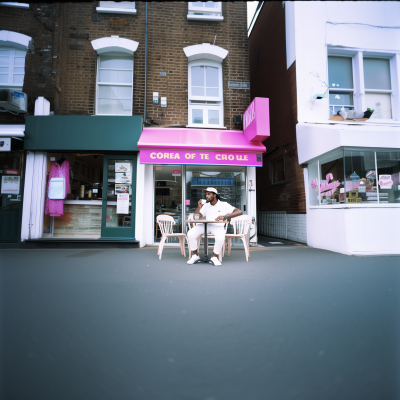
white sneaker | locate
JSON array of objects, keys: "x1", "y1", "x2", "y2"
[
  {"x1": 211, "y1": 256, "x2": 222, "y2": 266},
  {"x1": 187, "y1": 254, "x2": 200, "y2": 264}
]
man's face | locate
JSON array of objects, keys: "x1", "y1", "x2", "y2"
[{"x1": 205, "y1": 191, "x2": 216, "y2": 202}]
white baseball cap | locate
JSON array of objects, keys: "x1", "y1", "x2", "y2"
[{"x1": 202, "y1": 187, "x2": 218, "y2": 194}]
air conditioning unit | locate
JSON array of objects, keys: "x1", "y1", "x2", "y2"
[{"x1": 0, "y1": 89, "x2": 28, "y2": 113}]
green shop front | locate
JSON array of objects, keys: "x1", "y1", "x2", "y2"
[{"x1": 21, "y1": 116, "x2": 142, "y2": 246}]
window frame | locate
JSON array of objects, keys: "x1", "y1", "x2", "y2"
[
  {"x1": 0, "y1": 46, "x2": 26, "y2": 90},
  {"x1": 187, "y1": 1, "x2": 223, "y2": 21},
  {"x1": 96, "y1": 1, "x2": 137, "y2": 15},
  {"x1": 187, "y1": 59, "x2": 224, "y2": 128},
  {"x1": 270, "y1": 155, "x2": 285, "y2": 185},
  {"x1": 95, "y1": 52, "x2": 134, "y2": 116},
  {"x1": 327, "y1": 48, "x2": 399, "y2": 123}
]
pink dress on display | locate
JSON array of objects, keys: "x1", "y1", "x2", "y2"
[{"x1": 45, "y1": 160, "x2": 70, "y2": 217}]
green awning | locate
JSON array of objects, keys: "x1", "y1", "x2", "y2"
[{"x1": 24, "y1": 116, "x2": 142, "y2": 151}]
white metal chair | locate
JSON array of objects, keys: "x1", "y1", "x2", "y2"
[
  {"x1": 156, "y1": 215, "x2": 186, "y2": 260},
  {"x1": 186, "y1": 213, "x2": 228, "y2": 263},
  {"x1": 224, "y1": 215, "x2": 252, "y2": 262}
]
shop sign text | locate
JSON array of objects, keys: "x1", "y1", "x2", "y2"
[{"x1": 140, "y1": 149, "x2": 263, "y2": 167}]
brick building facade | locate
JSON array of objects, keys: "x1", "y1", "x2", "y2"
[
  {"x1": 249, "y1": 1, "x2": 305, "y2": 215},
  {"x1": 249, "y1": 1, "x2": 306, "y2": 243},
  {"x1": 1, "y1": 2, "x2": 250, "y2": 124}
]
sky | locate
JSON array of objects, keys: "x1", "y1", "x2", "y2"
[{"x1": 247, "y1": 1, "x2": 259, "y2": 30}]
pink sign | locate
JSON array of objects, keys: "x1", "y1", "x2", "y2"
[
  {"x1": 172, "y1": 170, "x2": 181, "y2": 176},
  {"x1": 243, "y1": 97, "x2": 270, "y2": 143},
  {"x1": 140, "y1": 149, "x2": 263, "y2": 167}
]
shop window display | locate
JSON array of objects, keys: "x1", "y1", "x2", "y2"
[
  {"x1": 154, "y1": 165, "x2": 182, "y2": 243},
  {"x1": 376, "y1": 151, "x2": 400, "y2": 204},
  {"x1": 308, "y1": 149, "x2": 400, "y2": 206},
  {"x1": 43, "y1": 153, "x2": 104, "y2": 238}
]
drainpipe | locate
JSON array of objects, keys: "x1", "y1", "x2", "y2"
[{"x1": 144, "y1": 2, "x2": 148, "y2": 127}]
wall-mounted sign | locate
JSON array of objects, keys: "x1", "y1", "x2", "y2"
[
  {"x1": 379, "y1": 174, "x2": 393, "y2": 189},
  {"x1": 228, "y1": 82, "x2": 250, "y2": 89},
  {"x1": 140, "y1": 149, "x2": 263, "y2": 167},
  {"x1": 160, "y1": 71, "x2": 166, "y2": 76},
  {"x1": 243, "y1": 97, "x2": 270, "y2": 143},
  {"x1": 161, "y1": 97, "x2": 167, "y2": 108},
  {"x1": 1, "y1": 175, "x2": 20, "y2": 195}
]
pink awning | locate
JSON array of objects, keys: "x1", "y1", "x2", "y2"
[{"x1": 137, "y1": 127, "x2": 266, "y2": 153}]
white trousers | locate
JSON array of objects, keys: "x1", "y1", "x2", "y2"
[{"x1": 187, "y1": 224, "x2": 226, "y2": 255}]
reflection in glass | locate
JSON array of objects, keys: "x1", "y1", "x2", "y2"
[
  {"x1": 98, "y1": 99, "x2": 131, "y2": 115},
  {"x1": 154, "y1": 165, "x2": 182, "y2": 243},
  {"x1": 208, "y1": 110, "x2": 219, "y2": 125},
  {"x1": 363, "y1": 58, "x2": 391, "y2": 90},
  {"x1": 344, "y1": 150, "x2": 377, "y2": 204},
  {"x1": 99, "y1": 69, "x2": 132, "y2": 84},
  {"x1": 99, "y1": 55, "x2": 133, "y2": 70},
  {"x1": 185, "y1": 166, "x2": 246, "y2": 247},
  {"x1": 192, "y1": 109, "x2": 203, "y2": 124},
  {"x1": 328, "y1": 56, "x2": 353, "y2": 88},
  {"x1": 106, "y1": 159, "x2": 132, "y2": 227}
]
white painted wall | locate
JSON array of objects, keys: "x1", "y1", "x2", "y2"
[
  {"x1": 285, "y1": 1, "x2": 295, "y2": 69},
  {"x1": 293, "y1": 1, "x2": 400, "y2": 123},
  {"x1": 307, "y1": 207, "x2": 400, "y2": 255},
  {"x1": 297, "y1": 122, "x2": 400, "y2": 165}
]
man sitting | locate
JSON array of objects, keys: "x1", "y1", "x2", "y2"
[{"x1": 187, "y1": 187, "x2": 242, "y2": 266}]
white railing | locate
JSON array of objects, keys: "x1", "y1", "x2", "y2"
[{"x1": 258, "y1": 211, "x2": 287, "y2": 239}]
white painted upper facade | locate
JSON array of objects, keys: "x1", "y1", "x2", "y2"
[{"x1": 285, "y1": 1, "x2": 400, "y2": 127}]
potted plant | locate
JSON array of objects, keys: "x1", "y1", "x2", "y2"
[{"x1": 363, "y1": 108, "x2": 374, "y2": 119}]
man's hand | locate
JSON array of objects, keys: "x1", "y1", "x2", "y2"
[
  {"x1": 215, "y1": 215, "x2": 226, "y2": 221},
  {"x1": 198, "y1": 199, "x2": 203, "y2": 208}
]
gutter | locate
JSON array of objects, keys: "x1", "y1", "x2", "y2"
[{"x1": 144, "y1": 2, "x2": 148, "y2": 127}]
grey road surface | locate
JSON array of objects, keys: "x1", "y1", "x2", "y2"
[{"x1": 1, "y1": 246, "x2": 399, "y2": 400}]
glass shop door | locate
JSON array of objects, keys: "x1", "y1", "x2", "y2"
[
  {"x1": 154, "y1": 165, "x2": 183, "y2": 244},
  {"x1": 101, "y1": 155, "x2": 136, "y2": 239}
]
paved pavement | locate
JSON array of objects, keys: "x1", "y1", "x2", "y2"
[{"x1": 1, "y1": 246, "x2": 399, "y2": 400}]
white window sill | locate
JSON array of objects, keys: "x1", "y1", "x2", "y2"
[
  {"x1": 186, "y1": 124, "x2": 227, "y2": 129},
  {"x1": 0, "y1": 2, "x2": 29, "y2": 9},
  {"x1": 0, "y1": 85, "x2": 23, "y2": 91},
  {"x1": 309, "y1": 204, "x2": 400, "y2": 209},
  {"x1": 93, "y1": 114, "x2": 132, "y2": 116},
  {"x1": 187, "y1": 14, "x2": 224, "y2": 22},
  {"x1": 96, "y1": 7, "x2": 137, "y2": 14}
]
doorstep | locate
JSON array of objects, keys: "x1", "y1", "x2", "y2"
[{"x1": 21, "y1": 238, "x2": 140, "y2": 249}]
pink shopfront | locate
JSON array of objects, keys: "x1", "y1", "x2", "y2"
[{"x1": 135, "y1": 97, "x2": 270, "y2": 246}]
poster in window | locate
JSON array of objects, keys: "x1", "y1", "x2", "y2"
[
  {"x1": 379, "y1": 175, "x2": 393, "y2": 189},
  {"x1": 1, "y1": 176, "x2": 20, "y2": 195},
  {"x1": 115, "y1": 163, "x2": 130, "y2": 173},
  {"x1": 117, "y1": 194, "x2": 129, "y2": 214},
  {"x1": 115, "y1": 173, "x2": 131, "y2": 184}
]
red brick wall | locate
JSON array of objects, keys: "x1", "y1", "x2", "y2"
[
  {"x1": 249, "y1": 2, "x2": 306, "y2": 214},
  {"x1": 56, "y1": 1, "x2": 249, "y2": 128},
  {"x1": 0, "y1": 3, "x2": 60, "y2": 122}
]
